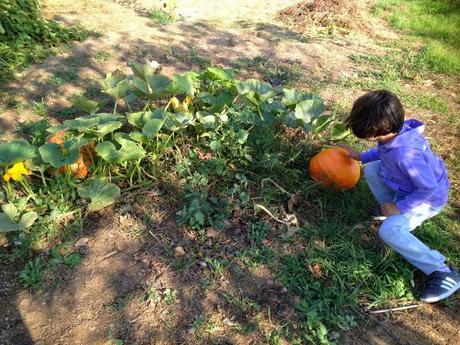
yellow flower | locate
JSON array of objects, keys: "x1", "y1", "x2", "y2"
[
  {"x1": 3, "y1": 162, "x2": 32, "y2": 182},
  {"x1": 184, "y1": 96, "x2": 193, "y2": 105}
]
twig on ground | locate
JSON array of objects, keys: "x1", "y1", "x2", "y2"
[
  {"x1": 101, "y1": 250, "x2": 118, "y2": 261},
  {"x1": 368, "y1": 304, "x2": 419, "y2": 314}
]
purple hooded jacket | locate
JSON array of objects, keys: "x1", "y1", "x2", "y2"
[{"x1": 360, "y1": 119, "x2": 449, "y2": 213}]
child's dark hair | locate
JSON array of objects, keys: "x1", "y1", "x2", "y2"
[{"x1": 346, "y1": 90, "x2": 404, "y2": 139}]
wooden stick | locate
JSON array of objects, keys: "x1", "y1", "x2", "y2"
[{"x1": 369, "y1": 304, "x2": 419, "y2": 314}]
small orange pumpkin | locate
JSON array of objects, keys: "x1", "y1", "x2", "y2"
[
  {"x1": 47, "y1": 131, "x2": 93, "y2": 179},
  {"x1": 309, "y1": 147, "x2": 360, "y2": 190},
  {"x1": 47, "y1": 130, "x2": 66, "y2": 146}
]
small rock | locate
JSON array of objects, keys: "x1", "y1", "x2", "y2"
[
  {"x1": 198, "y1": 261, "x2": 207, "y2": 268},
  {"x1": 281, "y1": 287, "x2": 288, "y2": 293},
  {"x1": 174, "y1": 246, "x2": 186, "y2": 257},
  {"x1": 74, "y1": 237, "x2": 89, "y2": 248},
  {"x1": 206, "y1": 227, "x2": 218, "y2": 238}
]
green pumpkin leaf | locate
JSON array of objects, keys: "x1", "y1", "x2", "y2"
[
  {"x1": 146, "y1": 74, "x2": 172, "y2": 99},
  {"x1": 204, "y1": 67, "x2": 235, "y2": 81},
  {"x1": 19, "y1": 211, "x2": 38, "y2": 228},
  {"x1": 200, "y1": 91, "x2": 235, "y2": 113},
  {"x1": 210, "y1": 140, "x2": 221, "y2": 152},
  {"x1": 94, "y1": 121, "x2": 123, "y2": 137},
  {"x1": 70, "y1": 95, "x2": 101, "y2": 114},
  {"x1": 129, "y1": 131, "x2": 149, "y2": 143},
  {"x1": 0, "y1": 210, "x2": 37, "y2": 233},
  {"x1": 330, "y1": 123, "x2": 351, "y2": 141},
  {"x1": 236, "y1": 79, "x2": 274, "y2": 100},
  {"x1": 283, "y1": 111, "x2": 300, "y2": 129},
  {"x1": 93, "y1": 113, "x2": 123, "y2": 124},
  {"x1": 294, "y1": 96, "x2": 324, "y2": 130},
  {"x1": 127, "y1": 110, "x2": 165, "y2": 129},
  {"x1": 196, "y1": 112, "x2": 217, "y2": 129},
  {"x1": 0, "y1": 213, "x2": 21, "y2": 232},
  {"x1": 39, "y1": 138, "x2": 85, "y2": 168},
  {"x1": 100, "y1": 71, "x2": 125, "y2": 90},
  {"x1": 0, "y1": 141, "x2": 37, "y2": 166},
  {"x1": 77, "y1": 178, "x2": 120, "y2": 211},
  {"x1": 128, "y1": 61, "x2": 159, "y2": 81},
  {"x1": 100, "y1": 72, "x2": 130, "y2": 99},
  {"x1": 62, "y1": 117, "x2": 101, "y2": 132},
  {"x1": 1, "y1": 203, "x2": 17, "y2": 221},
  {"x1": 95, "y1": 136, "x2": 146, "y2": 163},
  {"x1": 163, "y1": 112, "x2": 193, "y2": 131},
  {"x1": 282, "y1": 89, "x2": 311, "y2": 107},
  {"x1": 236, "y1": 130, "x2": 249, "y2": 144},
  {"x1": 143, "y1": 119, "x2": 164, "y2": 137},
  {"x1": 312, "y1": 115, "x2": 333, "y2": 133},
  {"x1": 168, "y1": 73, "x2": 196, "y2": 96},
  {"x1": 127, "y1": 111, "x2": 146, "y2": 128},
  {"x1": 131, "y1": 77, "x2": 149, "y2": 96}
]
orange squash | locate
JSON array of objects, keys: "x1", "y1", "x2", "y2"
[
  {"x1": 47, "y1": 130, "x2": 66, "y2": 146},
  {"x1": 47, "y1": 131, "x2": 93, "y2": 179},
  {"x1": 309, "y1": 147, "x2": 360, "y2": 190}
]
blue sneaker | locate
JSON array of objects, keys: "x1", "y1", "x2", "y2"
[{"x1": 420, "y1": 267, "x2": 460, "y2": 303}]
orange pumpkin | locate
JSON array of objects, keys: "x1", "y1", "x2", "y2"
[
  {"x1": 47, "y1": 130, "x2": 66, "y2": 146},
  {"x1": 47, "y1": 131, "x2": 93, "y2": 179},
  {"x1": 309, "y1": 147, "x2": 360, "y2": 190}
]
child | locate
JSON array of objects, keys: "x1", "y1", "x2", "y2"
[{"x1": 342, "y1": 89, "x2": 460, "y2": 303}]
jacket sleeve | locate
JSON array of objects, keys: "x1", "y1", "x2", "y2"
[
  {"x1": 395, "y1": 150, "x2": 438, "y2": 213},
  {"x1": 360, "y1": 148, "x2": 379, "y2": 163}
]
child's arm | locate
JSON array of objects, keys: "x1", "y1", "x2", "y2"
[
  {"x1": 395, "y1": 150, "x2": 439, "y2": 213},
  {"x1": 340, "y1": 145, "x2": 378, "y2": 162},
  {"x1": 359, "y1": 148, "x2": 379, "y2": 163}
]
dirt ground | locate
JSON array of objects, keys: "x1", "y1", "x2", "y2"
[{"x1": 0, "y1": 0, "x2": 459, "y2": 344}]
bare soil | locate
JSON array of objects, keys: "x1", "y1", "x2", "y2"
[{"x1": 0, "y1": 1, "x2": 459, "y2": 344}]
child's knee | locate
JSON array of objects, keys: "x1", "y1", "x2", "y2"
[{"x1": 378, "y1": 216, "x2": 409, "y2": 244}]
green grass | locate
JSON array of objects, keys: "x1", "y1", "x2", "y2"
[
  {"x1": 149, "y1": 9, "x2": 176, "y2": 25},
  {"x1": 374, "y1": 0, "x2": 460, "y2": 74},
  {"x1": 0, "y1": 0, "x2": 89, "y2": 84}
]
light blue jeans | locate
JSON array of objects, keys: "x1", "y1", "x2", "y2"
[{"x1": 364, "y1": 161, "x2": 446, "y2": 275}]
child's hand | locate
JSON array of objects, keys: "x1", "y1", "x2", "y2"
[
  {"x1": 338, "y1": 144, "x2": 360, "y2": 161},
  {"x1": 381, "y1": 203, "x2": 400, "y2": 216}
]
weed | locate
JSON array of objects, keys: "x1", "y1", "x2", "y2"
[
  {"x1": 19, "y1": 257, "x2": 42, "y2": 289},
  {"x1": 144, "y1": 284, "x2": 158, "y2": 304},
  {"x1": 31, "y1": 100, "x2": 48, "y2": 117},
  {"x1": 206, "y1": 257, "x2": 228, "y2": 279},
  {"x1": 247, "y1": 221, "x2": 270, "y2": 246},
  {"x1": 163, "y1": 288, "x2": 177, "y2": 305},
  {"x1": 94, "y1": 51, "x2": 112, "y2": 62},
  {"x1": 191, "y1": 315, "x2": 220, "y2": 336},
  {"x1": 169, "y1": 47, "x2": 211, "y2": 69},
  {"x1": 49, "y1": 249, "x2": 83, "y2": 268},
  {"x1": 15, "y1": 119, "x2": 50, "y2": 146},
  {"x1": 47, "y1": 71, "x2": 78, "y2": 85},
  {"x1": 106, "y1": 294, "x2": 132, "y2": 311},
  {"x1": 149, "y1": 9, "x2": 176, "y2": 25},
  {"x1": 177, "y1": 189, "x2": 228, "y2": 231},
  {"x1": 222, "y1": 291, "x2": 261, "y2": 314}
]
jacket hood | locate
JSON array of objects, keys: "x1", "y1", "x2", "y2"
[{"x1": 382, "y1": 119, "x2": 427, "y2": 150}]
